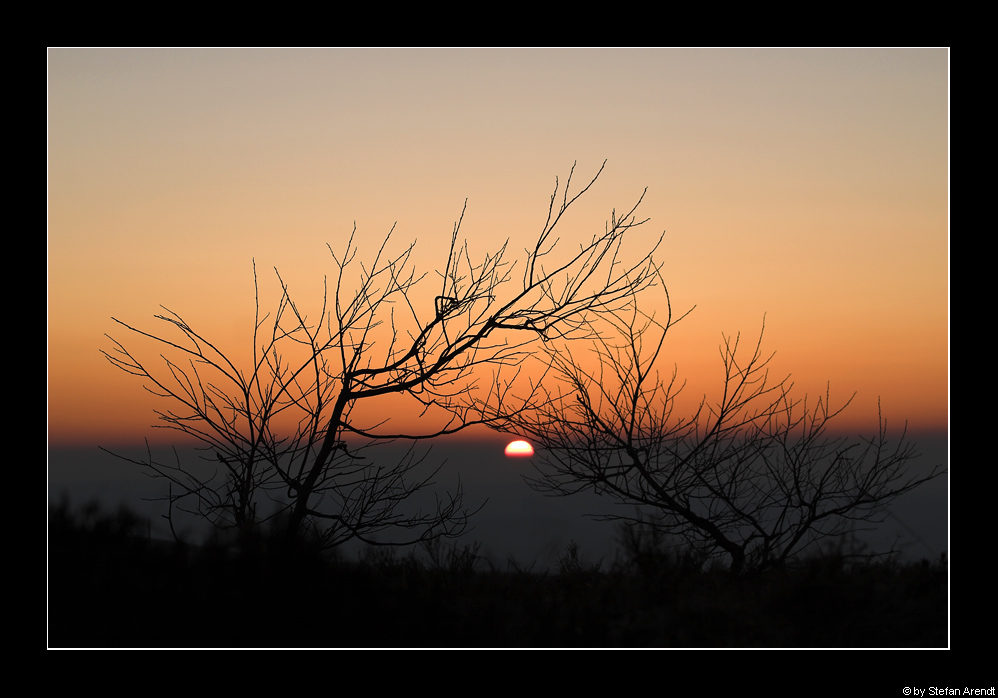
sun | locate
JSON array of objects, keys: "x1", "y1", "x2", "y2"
[{"x1": 504, "y1": 439, "x2": 535, "y2": 457}]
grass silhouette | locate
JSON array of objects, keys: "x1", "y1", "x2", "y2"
[{"x1": 48, "y1": 500, "x2": 946, "y2": 648}]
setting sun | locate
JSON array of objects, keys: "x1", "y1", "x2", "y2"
[
  {"x1": 504, "y1": 440, "x2": 535, "y2": 457},
  {"x1": 47, "y1": 49, "x2": 948, "y2": 650}
]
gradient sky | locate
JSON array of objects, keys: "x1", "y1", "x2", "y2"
[{"x1": 48, "y1": 48, "x2": 949, "y2": 447}]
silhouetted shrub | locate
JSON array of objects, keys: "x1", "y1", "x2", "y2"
[{"x1": 49, "y1": 501, "x2": 946, "y2": 648}]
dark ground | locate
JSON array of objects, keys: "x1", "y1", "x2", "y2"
[{"x1": 48, "y1": 501, "x2": 947, "y2": 649}]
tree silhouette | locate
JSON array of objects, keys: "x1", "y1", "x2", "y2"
[
  {"x1": 102, "y1": 162, "x2": 664, "y2": 550},
  {"x1": 484, "y1": 291, "x2": 945, "y2": 575}
]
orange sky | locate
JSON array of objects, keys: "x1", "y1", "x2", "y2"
[{"x1": 48, "y1": 48, "x2": 948, "y2": 447}]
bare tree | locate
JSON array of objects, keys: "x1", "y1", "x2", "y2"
[
  {"x1": 486, "y1": 291, "x2": 945, "y2": 575},
  {"x1": 102, "y1": 162, "x2": 664, "y2": 550}
]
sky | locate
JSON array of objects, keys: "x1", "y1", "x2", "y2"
[{"x1": 48, "y1": 48, "x2": 949, "y2": 449}]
